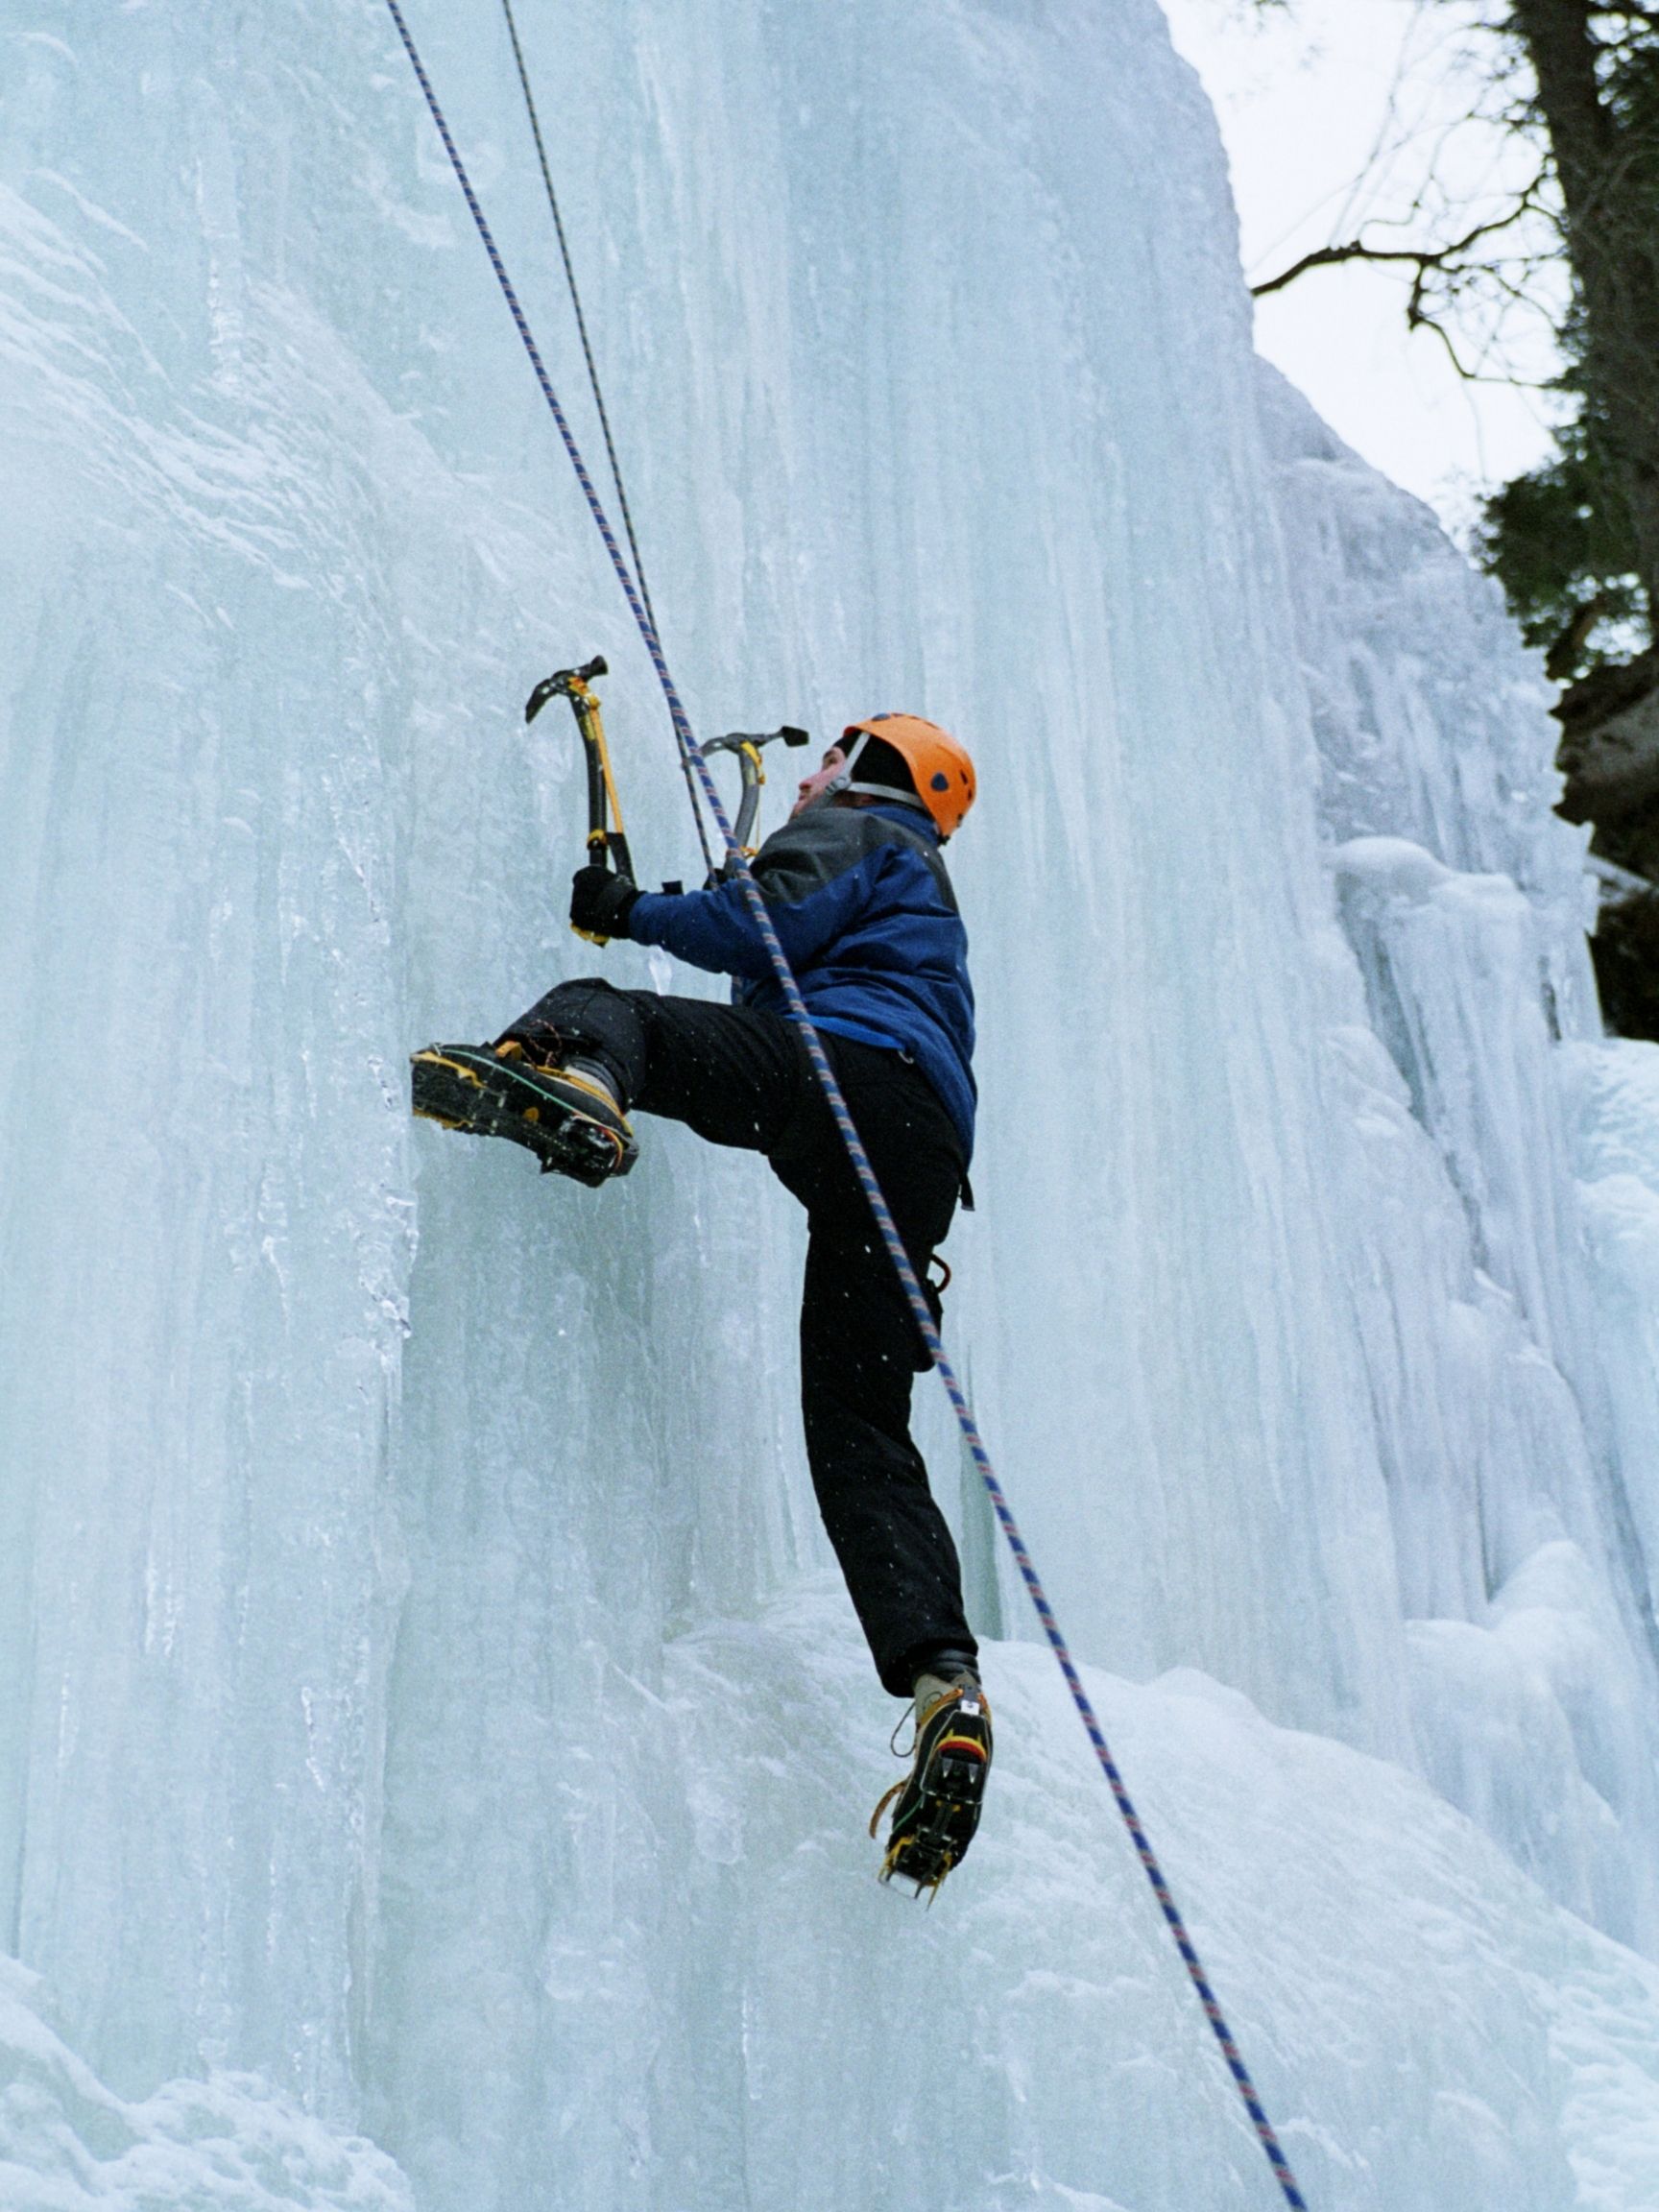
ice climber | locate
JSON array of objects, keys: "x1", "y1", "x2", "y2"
[{"x1": 411, "y1": 713, "x2": 992, "y2": 1890}]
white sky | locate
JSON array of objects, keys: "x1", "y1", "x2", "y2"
[{"x1": 1161, "y1": 0, "x2": 1562, "y2": 534}]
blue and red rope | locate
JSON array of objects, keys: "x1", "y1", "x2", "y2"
[{"x1": 379, "y1": 8, "x2": 1310, "y2": 2202}]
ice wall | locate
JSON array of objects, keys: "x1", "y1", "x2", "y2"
[
  {"x1": 5, "y1": 0, "x2": 1659, "y2": 2206},
  {"x1": 1261, "y1": 369, "x2": 1659, "y2": 1951}
]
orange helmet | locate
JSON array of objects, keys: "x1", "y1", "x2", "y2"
[{"x1": 838, "y1": 713, "x2": 976, "y2": 839}]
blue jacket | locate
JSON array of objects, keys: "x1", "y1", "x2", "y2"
[{"x1": 627, "y1": 801, "x2": 976, "y2": 1158}]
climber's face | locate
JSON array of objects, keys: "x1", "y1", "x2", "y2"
[{"x1": 791, "y1": 745, "x2": 849, "y2": 818}]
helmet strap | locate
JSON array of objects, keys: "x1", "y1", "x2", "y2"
[
  {"x1": 843, "y1": 780, "x2": 928, "y2": 812},
  {"x1": 831, "y1": 730, "x2": 929, "y2": 815}
]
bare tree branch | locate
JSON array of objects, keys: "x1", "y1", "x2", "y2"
[{"x1": 1249, "y1": 177, "x2": 1550, "y2": 301}]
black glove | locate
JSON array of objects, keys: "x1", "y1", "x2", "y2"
[{"x1": 569, "y1": 864, "x2": 640, "y2": 938}]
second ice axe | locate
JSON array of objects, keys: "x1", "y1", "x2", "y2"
[{"x1": 701, "y1": 723, "x2": 809, "y2": 862}]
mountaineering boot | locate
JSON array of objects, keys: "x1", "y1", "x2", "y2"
[
  {"x1": 870, "y1": 1652, "x2": 992, "y2": 1896},
  {"x1": 409, "y1": 1040, "x2": 638, "y2": 1187}
]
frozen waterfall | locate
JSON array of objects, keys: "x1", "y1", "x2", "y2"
[{"x1": 5, "y1": 0, "x2": 1659, "y2": 2205}]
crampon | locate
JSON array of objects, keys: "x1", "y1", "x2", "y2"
[
  {"x1": 410, "y1": 1042, "x2": 637, "y2": 1187},
  {"x1": 870, "y1": 1682, "x2": 993, "y2": 1898}
]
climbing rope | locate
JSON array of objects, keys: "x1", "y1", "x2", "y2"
[
  {"x1": 379, "y1": 9, "x2": 1310, "y2": 2204},
  {"x1": 499, "y1": 0, "x2": 654, "y2": 632},
  {"x1": 497, "y1": 0, "x2": 716, "y2": 879}
]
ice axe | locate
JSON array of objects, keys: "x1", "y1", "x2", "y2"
[
  {"x1": 525, "y1": 660, "x2": 811, "y2": 917},
  {"x1": 525, "y1": 655, "x2": 637, "y2": 942},
  {"x1": 700, "y1": 724, "x2": 810, "y2": 861}
]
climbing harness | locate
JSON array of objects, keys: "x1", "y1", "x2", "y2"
[{"x1": 379, "y1": 10, "x2": 1311, "y2": 2204}]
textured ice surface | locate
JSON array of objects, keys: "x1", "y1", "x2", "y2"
[
  {"x1": 6, "y1": 0, "x2": 1659, "y2": 2205},
  {"x1": 0, "y1": 1960, "x2": 409, "y2": 2211}
]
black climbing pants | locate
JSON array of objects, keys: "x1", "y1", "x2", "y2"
[{"x1": 506, "y1": 977, "x2": 977, "y2": 1697}]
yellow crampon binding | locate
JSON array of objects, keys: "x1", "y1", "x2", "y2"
[{"x1": 870, "y1": 1684, "x2": 993, "y2": 1898}]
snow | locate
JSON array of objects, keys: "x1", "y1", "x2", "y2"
[
  {"x1": 0, "y1": 1960, "x2": 409, "y2": 2211},
  {"x1": 5, "y1": 0, "x2": 1659, "y2": 2205}
]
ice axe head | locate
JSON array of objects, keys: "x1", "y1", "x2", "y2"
[
  {"x1": 525, "y1": 655, "x2": 609, "y2": 725},
  {"x1": 700, "y1": 723, "x2": 810, "y2": 758}
]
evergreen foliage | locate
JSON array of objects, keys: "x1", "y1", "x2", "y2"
[
  {"x1": 1476, "y1": 383, "x2": 1647, "y2": 675},
  {"x1": 1474, "y1": 12, "x2": 1659, "y2": 681}
]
